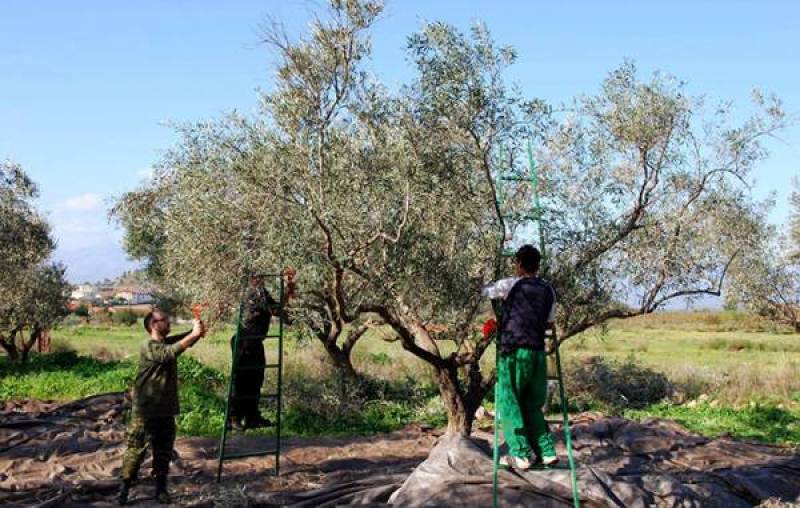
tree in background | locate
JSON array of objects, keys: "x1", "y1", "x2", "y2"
[
  {"x1": 113, "y1": 1, "x2": 787, "y2": 434},
  {"x1": 0, "y1": 161, "x2": 70, "y2": 363},
  {"x1": 727, "y1": 179, "x2": 800, "y2": 331}
]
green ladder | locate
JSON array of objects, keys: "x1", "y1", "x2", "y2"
[
  {"x1": 217, "y1": 273, "x2": 286, "y2": 481},
  {"x1": 491, "y1": 142, "x2": 580, "y2": 508}
]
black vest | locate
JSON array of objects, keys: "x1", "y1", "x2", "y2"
[{"x1": 499, "y1": 277, "x2": 555, "y2": 355}]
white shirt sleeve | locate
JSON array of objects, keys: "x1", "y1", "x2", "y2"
[
  {"x1": 481, "y1": 277, "x2": 520, "y2": 300},
  {"x1": 547, "y1": 287, "x2": 557, "y2": 323}
]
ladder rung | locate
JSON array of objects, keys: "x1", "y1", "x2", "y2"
[
  {"x1": 236, "y1": 334, "x2": 281, "y2": 341},
  {"x1": 234, "y1": 364, "x2": 281, "y2": 371},
  {"x1": 229, "y1": 394, "x2": 278, "y2": 401},
  {"x1": 221, "y1": 449, "x2": 278, "y2": 460},
  {"x1": 502, "y1": 213, "x2": 539, "y2": 220}
]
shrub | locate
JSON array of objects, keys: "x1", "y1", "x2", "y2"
[
  {"x1": 73, "y1": 304, "x2": 90, "y2": 318},
  {"x1": 566, "y1": 356, "x2": 673, "y2": 412},
  {"x1": 111, "y1": 310, "x2": 138, "y2": 326},
  {"x1": 49, "y1": 337, "x2": 77, "y2": 354}
]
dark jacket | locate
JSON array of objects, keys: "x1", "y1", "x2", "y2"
[{"x1": 499, "y1": 277, "x2": 555, "y2": 355}]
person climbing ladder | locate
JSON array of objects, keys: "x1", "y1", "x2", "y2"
[{"x1": 483, "y1": 244, "x2": 558, "y2": 470}]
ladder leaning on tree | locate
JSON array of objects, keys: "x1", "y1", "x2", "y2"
[
  {"x1": 216, "y1": 270, "x2": 294, "y2": 482},
  {"x1": 491, "y1": 141, "x2": 581, "y2": 508}
]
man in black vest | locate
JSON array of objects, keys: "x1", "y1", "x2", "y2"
[
  {"x1": 230, "y1": 275, "x2": 279, "y2": 429},
  {"x1": 484, "y1": 245, "x2": 558, "y2": 470}
]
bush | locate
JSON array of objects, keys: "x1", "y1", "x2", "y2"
[
  {"x1": 73, "y1": 304, "x2": 90, "y2": 318},
  {"x1": 111, "y1": 310, "x2": 138, "y2": 326},
  {"x1": 566, "y1": 356, "x2": 673, "y2": 412},
  {"x1": 281, "y1": 370, "x2": 437, "y2": 435}
]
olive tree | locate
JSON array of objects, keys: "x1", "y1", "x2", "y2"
[
  {"x1": 0, "y1": 161, "x2": 70, "y2": 363},
  {"x1": 113, "y1": 1, "x2": 785, "y2": 434},
  {"x1": 726, "y1": 180, "x2": 800, "y2": 331},
  {"x1": 533, "y1": 68, "x2": 788, "y2": 338}
]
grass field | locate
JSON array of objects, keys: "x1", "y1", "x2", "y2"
[{"x1": 2, "y1": 311, "x2": 799, "y2": 444}]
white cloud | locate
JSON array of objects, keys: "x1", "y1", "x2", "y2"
[
  {"x1": 136, "y1": 167, "x2": 154, "y2": 180},
  {"x1": 63, "y1": 193, "x2": 101, "y2": 211}
]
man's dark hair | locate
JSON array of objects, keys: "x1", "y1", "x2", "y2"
[
  {"x1": 515, "y1": 244, "x2": 542, "y2": 274},
  {"x1": 143, "y1": 310, "x2": 161, "y2": 333}
]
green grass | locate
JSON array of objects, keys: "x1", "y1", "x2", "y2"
[
  {"x1": 0, "y1": 346, "x2": 442, "y2": 438},
  {"x1": 0, "y1": 351, "x2": 228, "y2": 436},
  {"x1": 3, "y1": 310, "x2": 800, "y2": 444},
  {"x1": 626, "y1": 402, "x2": 800, "y2": 445}
]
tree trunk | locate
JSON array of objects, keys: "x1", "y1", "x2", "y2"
[
  {"x1": 322, "y1": 340, "x2": 359, "y2": 380},
  {"x1": 437, "y1": 366, "x2": 474, "y2": 436},
  {"x1": 0, "y1": 338, "x2": 20, "y2": 363},
  {"x1": 20, "y1": 327, "x2": 41, "y2": 364}
]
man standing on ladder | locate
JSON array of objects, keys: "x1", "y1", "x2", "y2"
[
  {"x1": 229, "y1": 274, "x2": 279, "y2": 430},
  {"x1": 483, "y1": 244, "x2": 558, "y2": 470}
]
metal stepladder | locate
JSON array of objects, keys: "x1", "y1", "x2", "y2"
[
  {"x1": 217, "y1": 273, "x2": 286, "y2": 481},
  {"x1": 490, "y1": 142, "x2": 580, "y2": 508}
]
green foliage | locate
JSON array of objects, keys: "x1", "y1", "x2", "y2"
[
  {"x1": 0, "y1": 351, "x2": 134, "y2": 400},
  {"x1": 174, "y1": 355, "x2": 227, "y2": 436},
  {"x1": 73, "y1": 305, "x2": 90, "y2": 318},
  {"x1": 626, "y1": 401, "x2": 800, "y2": 445},
  {"x1": 111, "y1": 310, "x2": 139, "y2": 327},
  {"x1": 566, "y1": 356, "x2": 673, "y2": 411},
  {"x1": 0, "y1": 348, "x2": 443, "y2": 437},
  {"x1": 1, "y1": 161, "x2": 70, "y2": 362},
  {"x1": 282, "y1": 370, "x2": 443, "y2": 436}
]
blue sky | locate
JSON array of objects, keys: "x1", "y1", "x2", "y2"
[{"x1": 2, "y1": 1, "x2": 798, "y2": 283}]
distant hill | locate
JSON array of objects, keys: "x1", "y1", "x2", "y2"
[{"x1": 54, "y1": 242, "x2": 139, "y2": 284}]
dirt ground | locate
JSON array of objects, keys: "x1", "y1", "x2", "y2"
[
  {"x1": 2, "y1": 393, "x2": 800, "y2": 507},
  {"x1": 0, "y1": 393, "x2": 438, "y2": 506}
]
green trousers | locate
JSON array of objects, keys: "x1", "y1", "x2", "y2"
[
  {"x1": 497, "y1": 348, "x2": 555, "y2": 459},
  {"x1": 120, "y1": 415, "x2": 176, "y2": 481}
]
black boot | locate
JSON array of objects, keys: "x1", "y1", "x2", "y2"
[
  {"x1": 154, "y1": 476, "x2": 172, "y2": 505},
  {"x1": 117, "y1": 480, "x2": 131, "y2": 506}
]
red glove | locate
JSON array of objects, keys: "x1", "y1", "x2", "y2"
[{"x1": 482, "y1": 319, "x2": 497, "y2": 340}]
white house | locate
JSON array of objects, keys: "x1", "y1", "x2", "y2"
[
  {"x1": 71, "y1": 284, "x2": 100, "y2": 301},
  {"x1": 114, "y1": 288, "x2": 154, "y2": 305}
]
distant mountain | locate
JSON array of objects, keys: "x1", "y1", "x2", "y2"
[{"x1": 53, "y1": 242, "x2": 140, "y2": 284}]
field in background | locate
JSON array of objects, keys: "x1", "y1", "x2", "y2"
[{"x1": 2, "y1": 310, "x2": 799, "y2": 444}]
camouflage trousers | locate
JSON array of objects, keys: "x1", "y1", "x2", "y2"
[{"x1": 120, "y1": 415, "x2": 176, "y2": 481}]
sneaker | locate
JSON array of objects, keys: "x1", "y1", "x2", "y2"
[
  {"x1": 541, "y1": 455, "x2": 559, "y2": 467},
  {"x1": 116, "y1": 483, "x2": 130, "y2": 506},
  {"x1": 154, "y1": 476, "x2": 172, "y2": 505},
  {"x1": 499, "y1": 455, "x2": 533, "y2": 471},
  {"x1": 243, "y1": 414, "x2": 273, "y2": 429}
]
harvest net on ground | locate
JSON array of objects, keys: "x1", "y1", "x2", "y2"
[{"x1": 2, "y1": 393, "x2": 799, "y2": 507}]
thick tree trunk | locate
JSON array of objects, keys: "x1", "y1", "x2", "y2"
[
  {"x1": 437, "y1": 366, "x2": 474, "y2": 436},
  {"x1": 321, "y1": 340, "x2": 359, "y2": 380},
  {"x1": 20, "y1": 328, "x2": 41, "y2": 364},
  {"x1": 0, "y1": 339, "x2": 20, "y2": 363}
]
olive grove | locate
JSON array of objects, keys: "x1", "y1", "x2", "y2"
[{"x1": 113, "y1": 0, "x2": 787, "y2": 434}]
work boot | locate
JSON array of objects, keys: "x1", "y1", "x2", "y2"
[
  {"x1": 116, "y1": 480, "x2": 131, "y2": 506},
  {"x1": 154, "y1": 476, "x2": 172, "y2": 505},
  {"x1": 243, "y1": 414, "x2": 273, "y2": 429}
]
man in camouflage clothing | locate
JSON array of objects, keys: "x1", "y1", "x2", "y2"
[
  {"x1": 117, "y1": 310, "x2": 205, "y2": 505},
  {"x1": 229, "y1": 274, "x2": 281, "y2": 429}
]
